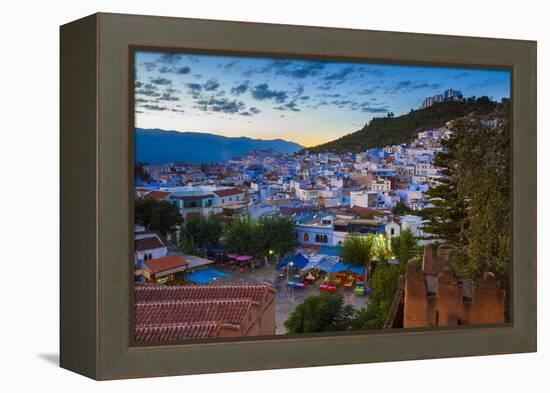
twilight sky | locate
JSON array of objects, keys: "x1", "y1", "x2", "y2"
[{"x1": 134, "y1": 51, "x2": 510, "y2": 147}]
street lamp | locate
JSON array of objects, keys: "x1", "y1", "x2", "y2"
[{"x1": 287, "y1": 261, "x2": 294, "y2": 282}]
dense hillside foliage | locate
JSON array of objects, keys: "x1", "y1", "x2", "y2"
[
  {"x1": 419, "y1": 101, "x2": 511, "y2": 318},
  {"x1": 308, "y1": 97, "x2": 498, "y2": 153}
]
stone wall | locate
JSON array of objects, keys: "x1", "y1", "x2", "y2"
[{"x1": 402, "y1": 245, "x2": 505, "y2": 328}]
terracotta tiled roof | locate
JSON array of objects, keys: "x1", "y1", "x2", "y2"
[
  {"x1": 135, "y1": 237, "x2": 165, "y2": 252},
  {"x1": 144, "y1": 191, "x2": 171, "y2": 200},
  {"x1": 135, "y1": 283, "x2": 272, "y2": 304},
  {"x1": 213, "y1": 188, "x2": 243, "y2": 197},
  {"x1": 170, "y1": 194, "x2": 212, "y2": 199},
  {"x1": 136, "y1": 299, "x2": 251, "y2": 326},
  {"x1": 143, "y1": 255, "x2": 188, "y2": 274},
  {"x1": 135, "y1": 323, "x2": 223, "y2": 341},
  {"x1": 134, "y1": 284, "x2": 275, "y2": 342}
]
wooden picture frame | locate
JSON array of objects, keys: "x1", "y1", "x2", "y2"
[{"x1": 60, "y1": 12, "x2": 537, "y2": 380}]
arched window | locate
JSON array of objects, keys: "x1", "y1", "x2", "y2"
[
  {"x1": 303, "y1": 233, "x2": 309, "y2": 242},
  {"x1": 315, "y1": 234, "x2": 320, "y2": 243},
  {"x1": 323, "y1": 235, "x2": 328, "y2": 243}
]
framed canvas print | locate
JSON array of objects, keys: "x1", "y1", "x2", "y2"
[{"x1": 60, "y1": 13, "x2": 537, "y2": 380}]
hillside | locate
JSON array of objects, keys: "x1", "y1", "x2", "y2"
[
  {"x1": 308, "y1": 97, "x2": 499, "y2": 153},
  {"x1": 135, "y1": 128, "x2": 303, "y2": 164}
]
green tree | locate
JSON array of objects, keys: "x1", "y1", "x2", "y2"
[
  {"x1": 134, "y1": 162, "x2": 151, "y2": 182},
  {"x1": 221, "y1": 216, "x2": 263, "y2": 258},
  {"x1": 135, "y1": 198, "x2": 183, "y2": 237},
  {"x1": 176, "y1": 214, "x2": 224, "y2": 255},
  {"x1": 177, "y1": 229, "x2": 197, "y2": 254},
  {"x1": 417, "y1": 134, "x2": 468, "y2": 245},
  {"x1": 352, "y1": 259, "x2": 402, "y2": 330},
  {"x1": 341, "y1": 234, "x2": 374, "y2": 266},
  {"x1": 221, "y1": 215, "x2": 296, "y2": 262},
  {"x1": 390, "y1": 228, "x2": 420, "y2": 265},
  {"x1": 391, "y1": 201, "x2": 412, "y2": 216},
  {"x1": 416, "y1": 103, "x2": 511, "y2": 319},
  {"x1": 352, "y1": 230, "x2": 420, "y2": 330},
  {"x1": 284, "y1": 293, "x2": 354, "y2": 333},
  {"x1": 452, "y1": 115, "x2": 511, "y2": 285},
  {"x1": 186, "y1": 214, "x2": 224, "y2": 251},
  {"x1": 258, "y1": 215, "x2": 296, "y2": 260}
]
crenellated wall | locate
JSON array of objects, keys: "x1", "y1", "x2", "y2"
[{"x1": 402, "y1": 245, "x2": 505, "y2": 328}]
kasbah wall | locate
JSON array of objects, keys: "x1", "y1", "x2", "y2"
[{"x1": 403, "y1": 244, "x2": 506, "y2": 328}]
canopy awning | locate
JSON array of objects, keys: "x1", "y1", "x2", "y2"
[
  {"x1": 186, "y1": 268, "x2": 229, "y2": 284},
  {"x1": 275, "y1": 253, "x2": 309, "y2": 270}
]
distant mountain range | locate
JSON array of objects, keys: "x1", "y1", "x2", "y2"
[{"x1": 135, "y1": 128, "x2": 303, "y2": 164}]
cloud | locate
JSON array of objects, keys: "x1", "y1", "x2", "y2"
[
  {"x1": 385, "y1": 80, "x2": 441, "y2": 94},
  {"x1": 356, "y1": 88, "x2": 375, "y2": 95},
  {"x1": 410, "y1": 82, "x2": 441, "y2": 90},
  {"x1": 240, "y1": 107, "x2": 261, "y2": 116},
  {"x1": 453, "y1": 71, "x2": 469, "y2": 79},
  {"x1": 195, "y1": 96, "x2": 247, "y2": 114},
  {"x1": 135, "y1": 81, "x2": 143, "y2": 88},
  {"x1": 176, "y1": 66, "x2": 191, "y2": 74},
  {"x1": 219, "y1": 60, "x2": 239, "y2": 70},
  {"x1": 150, "y1": 77, "x2": 172, "y2": 85},
  {"x1": 142, "y1": 62, "x2": 156, "y2": 72},
  {"x1": 468, "y1": 78, "x2": 496, "y2": 89},
  {"x1": 185, "y1": 83, "x2": 203, "y2": 92},
  {"x1": 159, "y1": 65, "x2": 191, "y2": 75},
  {"x1": 323, "y1": 66, "x2": 357, "y2": 82},
  {"x1": 141, "y1": 104, "x2": 169, "y2": 111},
  {"x1": 317, "y1": 82, "x2": 333, "y2": 91},
  {"x1": 160, "y1": 92, "x2": 179, "y2": 101},
  {"x1": 230, "y1": 81, "x2": 250, "y2": 95},
  {"x1": 361, "y1": 102, "x2": 389, "y2": 113},
  {"x1": 395, "y1": 81, "x2": 412, "y2": 90},
  {"x1": 273, "y1": 61, "x2": 326, "y2": 79},
  {"x1": 203, "y1": 79, "x2": 220, "y2": 91},
  {"x1": 243, "y1": 60, "x2": 326, "y2": 79},
  {"x1": 136, "y1": 88, "x2": 161, "y2": 97},
  {"x1": 274, "y1": 100, "x2": 301, "y2": 112},
  {"x1": 157, "y1": 53, "x2": 183, "y2": 64},
  {"x1": 251, "y1": 83, "x2": 288, "y2": 103},
  {"x1": 331, "y1": 99, "x2": 360, "y2": 110}
]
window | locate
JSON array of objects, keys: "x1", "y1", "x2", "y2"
[
  {"x1": 315, "y1": 234, "x2": 320, "y2": 242},
  {"x1": 391, "y1": 228, "x2": 395, "y2": 235},
  {"x1": 144, "y1": 253, "x2": 152, "y2": 261},
  {"x1": 303, "y1": 233, "x2": 309, "y2": 242}
]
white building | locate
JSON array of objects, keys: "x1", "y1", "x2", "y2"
[
  {"x1": 134, "y1": 232, "x2": 168, "y2": 267},
  {"x1": 400, "y1": 215, "x2": 426, "y2": 238},
  {"x1": 370, "y1": 177, "x2": 392, "y2": 192},
  {"x1": 295, "y1": 185, "x2": 321, "y2": 203},
  {"x1": 385, "y1": 220, "x2": 401, "y2": 238},
  {"x1": 350, "y1": 190, "x2": 378, "y2": 208}
]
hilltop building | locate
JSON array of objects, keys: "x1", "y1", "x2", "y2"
[{"x1": 421, "y1": 89, "x2": 464, "y2": 108}]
